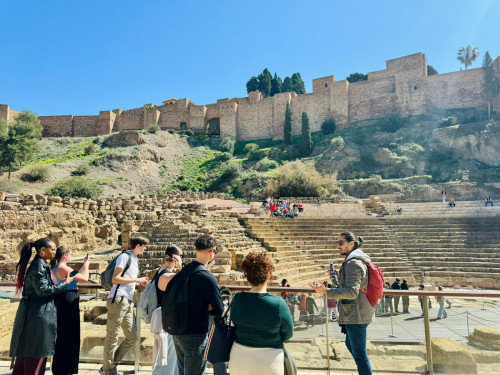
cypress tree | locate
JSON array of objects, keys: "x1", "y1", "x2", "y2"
[
  {"x1": 284, "y1": 102, "x2": 292, "y2": 145},
  {"x1": 482, "y1": 51, "x2": 499, "y2": 119},
  {"x1": 282, "y1": 76, "x2": 293, "y2": 92},
  {"x1": 301, "y1": 112, "x2": 313, "y2": 157},
  {"x1": 246, "y1": 76, "x2": 259, "y2": 93},
  {"x1": 291, "y1": 73, "x2": 306, "y2": 94},
  {"x1": 258, "y1": 69, "x2": 272, "y2": 97},
  {"x1": 270, "y1": 73, "x2": 283, "y2": 96}
]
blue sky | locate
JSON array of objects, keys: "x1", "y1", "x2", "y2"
[{"x1": 1, "y1": 0, "x2": 498, "y2": 116}]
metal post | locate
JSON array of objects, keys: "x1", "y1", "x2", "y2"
[
  {"x1": 134, "y1": 291, "x2": 141, "y2": 374},
  {"x1": 466, "y1": 311, "x2": 470, "y2": 337},
  {"x1": 423, "y1": 296, "x2": 433, "y2": 375},
  {"x1": 323, "y1": 294, "x2": 331, "y2": 375},
  {"x1": 388, "y1": 311, "x2": 397, "y2": 338}
]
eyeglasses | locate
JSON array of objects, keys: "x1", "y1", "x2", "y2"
[{"x1": 337, "y1": 240, "x2": 345, "y2": 246}]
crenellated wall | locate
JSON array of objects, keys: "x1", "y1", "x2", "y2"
[{"x1": 2, "y1": 52, "x2": 498, "y2": 140}]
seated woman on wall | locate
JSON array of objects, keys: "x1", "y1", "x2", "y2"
[
  {"x1": 229, "y1": 252, "x2": 294, "y2": 375},
  {"x1": 10, "y1": 238, "x2": 76, "y2": 375},
  {"x1": 51, "y1": 246, "x2": 90, "y2": 375}
]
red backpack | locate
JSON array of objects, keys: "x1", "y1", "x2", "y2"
[{"x1": 346, "y1": 257, "x2": 384, "y2": 306}]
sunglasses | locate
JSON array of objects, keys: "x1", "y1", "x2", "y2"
[
  {"x1": 209, "y1": 248, "x2": 218, "y2": 254},
  {"x1": 337, "y1": 240, "x2": 345, "y2": 246}
]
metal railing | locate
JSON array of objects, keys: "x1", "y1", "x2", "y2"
[{"x1": 2, "y1": 282, "x2": 500, "y2": 375}]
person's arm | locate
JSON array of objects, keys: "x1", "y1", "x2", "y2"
[
  {"x1": 326, "y1": 262, "x2": 364, "y2": 300},
  {"x1": 202, "y1": 273, "x2": 224, "y2": 317},
  {"x1": 157, "y1": 272, "x2": 175, "y2": 291},
  {"x1": 75, "y1": 255, "x2": 91, "y2": 282},
  {"x1": 111, "y1": 254, "x2": 149, "y2": 286},
  {"x1": 30, "y1": 268, "x2": 71, "y2": 297},
  {"x1": 313, "y1": 298, "x2": 319, "y2": 312},
  {"x1": 279, "y1": 299, "x2": 294, "y2": 343}
]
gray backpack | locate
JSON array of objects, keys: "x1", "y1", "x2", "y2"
[
  {"x1": 138, "y1": 268, "x2": 168, "y2": 324},
  {"x1": 100, "y1": 251, "x2": 132, "y2": 300}
]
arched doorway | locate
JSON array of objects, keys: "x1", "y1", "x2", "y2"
[{"x1": 206, "y1": 118, "x2": 220, "y2": 136}]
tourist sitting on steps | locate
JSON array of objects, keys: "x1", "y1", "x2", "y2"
[
  {"x1": 485, "y1": 196, "x2": 494, "y2": 207},
  {"x1": 448, "y1": 199, "x2": 456, "y2": 207}
]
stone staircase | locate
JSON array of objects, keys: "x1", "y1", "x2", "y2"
[
  {"x1": 242, "y1": 217, "x2": 417, "y2": 287},
  {"x1": 385, "y1": 200, "x2": 500, "y2": 218}
]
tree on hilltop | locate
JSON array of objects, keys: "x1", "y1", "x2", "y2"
[
  {"x1": 291, "y1": 73, "x2": 306, "y2": 94},
  {"x1": 346, "y1": 73, "x2": 368, "y2": 83},
  {"x1": 457, "y1": 45, "x2": 479, "y2": 70},
  {"x1": 482, "y1": 51, "x2": 500, "y2": 119},
  {"x1": 246, "y1": 76, "x2": 259, "y2": 93},
  {"x1": 0, "y1": 111, "x2": 43, "y2": 179},
  {"x1": 258, "y1": 69, "x2": 273, "y2": 97},
  {"x1": 282, "y1": 77, "x2": 293, "y2": 92},
  {"x1": 427, "y1": 65, "x2": 438, "y2": 76},
  {"x1": 284, "y1": 102, "x2": 292, "y2": 145},
  {"x1": 301, "y1": 112, "x2": 313, "y2": 157},
  {"x1": 271, "y1": 73, "x2": 283, "y2": 97}
]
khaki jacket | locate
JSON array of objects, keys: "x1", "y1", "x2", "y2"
[{"x1": 327, "y1": 249, "x2": 375, "y2": 324}]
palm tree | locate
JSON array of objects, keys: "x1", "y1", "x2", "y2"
[{"x1": 457, "y1": 45, "x2": 479, "y2": 70}]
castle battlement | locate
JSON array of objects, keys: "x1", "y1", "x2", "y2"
[{"x1": 2, "y1": 53, "x2": 499, "y2": 141}]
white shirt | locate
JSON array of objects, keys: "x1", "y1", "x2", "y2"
[{"x1": 107, "y1": 251, "x2": 139, "y2": 302}]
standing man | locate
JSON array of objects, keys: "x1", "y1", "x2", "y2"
[
  {"x1": 310, "y1": 232, "x2": 375, "y2": 375},
  {"x1": 401, "y1": 279, "x2": 410, "y2": 313},
  {"x1": 441, "y1": 189, "x2": 447, "y2": 202},
  {"x1": 172, "y1": 235, "x2": 225, "y2": 375},
  {"x1": 391, "y1": 278, "x2": 401, "y2": 313},
  {"x1": 101, "y1": 236, "x2": 150, "y2": 375}
]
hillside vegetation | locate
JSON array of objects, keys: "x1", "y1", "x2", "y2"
[{"x1": 1, "y1": 108, "x2": 499, "y2": 200}]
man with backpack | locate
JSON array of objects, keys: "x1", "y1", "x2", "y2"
[
  {"x1": 310, "y1": 232, "x2": 379, "y2": 375},
  {"x1": 101, "y1": 236, "x2": 150, "y2": 375},
  {"x1": 162, "y1": 234, "x2": 225, "y2": 375}
]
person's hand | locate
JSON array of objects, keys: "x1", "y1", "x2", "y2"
[
  {"x1": 83, "y1": 254, "x2": 91, "y2": 264},
  {"x1": 172, "y1": 254, "x2": 183, "y2": 270},
  {"x1": 309, "y1": 282, "x2": 327, "y2": 295},
  {"x1": 66, "y1": 275, "x2": 76, "y2": 284},
  {"x1": 137, "y1": 277, "x2": 149, "y2": 287},
  {"x1": 208, "y1": 304, "x2": 213, "y2": 311}
]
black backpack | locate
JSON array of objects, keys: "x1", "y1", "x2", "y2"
[{"x1": 161, "y1": 263, "x2": 204, "y2": 335}]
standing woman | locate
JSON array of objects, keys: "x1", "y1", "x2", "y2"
[
  {"x1": 229, "y1": 252, "x2": 294, "y2": 375},
  {"x1": 51, "y1": 246, "x2": 91, "y2": 375},
  {"x1": 10, "y1": 238, "x2": 75, "y2": 375},
  {"x1": 155, "y1": 245, "x2": 183, "y2": 375}
]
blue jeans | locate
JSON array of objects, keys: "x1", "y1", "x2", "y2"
[
  {"x1": 345, "y1": 324, "x2": 372, "y2": 375},
  {"x1": 173, "y1": 333, "x2": 208, "y2": 375}
]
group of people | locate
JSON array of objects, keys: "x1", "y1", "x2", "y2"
[
  {"x1": 10, "y1": 229, "x2": 381, "y2": 375},
  {"x1": 378, "y1": 279, "x2": 410, "y2": 315},
  {"x1": 264, "y1": 198, "x2": 303, "y2": 218}
]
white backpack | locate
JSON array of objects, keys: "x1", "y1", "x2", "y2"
[{"x1": 138, "y1": 268, "x2": 169, "y2": 324}]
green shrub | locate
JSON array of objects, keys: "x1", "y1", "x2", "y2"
[
  {"x1": 254, "y1": 157, "x2": 277, "y2": 171},
  {"x1": 168, "y1": 129, "x2": 175, "y2": 134},
  {"x1": 148, "y1": 124, "x2": 161, "y2": 133},
  {"x1": 248, "y1": 148, "x2": 268, "y2": 161},
  {"x1": 219, "y1": 162, "x2": 243, "y2": 182},
  {"x1": 84, "y1": 144, "x2": 96, "y2": 154},
  {"x1": 266, "y1": 160, "x2": 338, "y2": 197},
  {"x1": 268, "y1": 148, "x2": 282, "y2": 158},
  {"x1": 217, "y1": 152, "x2": 232, "y2": 162},
  {"x1": 20, "y1": 166, "x2": 50, "y2": 183},
  {"x1": 197, "y1": 134, "x2": 209, "y2": 142},
  {"x1": 183, "y1": 130, "x2": 194, "y2": 136},
  {"x1": 47, "y1": 177, "x2": 103, "y2": 199},
  {"x1": 439, "y1": 116, "x2": 458, "y2": 127},
  {"x1": 330, "y1": 136, "x2": 345, "y2": 152},
  {"x1": 321, "y1": 118, "x2": 336, "y2": 135},
  {"x1": 0, "y1": 179, "x2": 21, "y2": 193},
  {"x1": 339, "y1": 175, "x2": 403, "y2": 198},
  {"x1": 219, "y1": 137, "x2": 235, "y2": 155},
  {"x1": 72, "y1": 164, "x2": 90, "y2": 176},
  {"x1": 376, "y1": 113, "x2": 406, "y2": 133},
  {"x1": 244, "y1": 143, "x2": 259, "y2": 155}
]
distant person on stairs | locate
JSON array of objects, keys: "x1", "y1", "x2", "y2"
[
  {"x1": 400, "y1": 279, "x2": 410, "y2": 313},
  {"x1": 391, "y1": 279, "x2": 401, "y2": 313},
  {"x1": 441, "y1": 189, "x2": 446, "y2": 202},
  {"x1": 310, "y1": 232, "x2": 375, "y2": 375}
]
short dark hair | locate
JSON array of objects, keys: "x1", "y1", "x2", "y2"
[
  {"x1": 165, "y1": 244, "x2": 183, "y2": 259},
  {"x1": 194, "y1": 234, "x2": 217, "y2": 251},
  {"x1": 130, "y1": 236, "x2": 149, "y2": 249}
]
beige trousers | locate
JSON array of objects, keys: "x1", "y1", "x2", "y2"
[
  {"x1": 229, "y1": 342, "x2": 284, "y2": 375},
  {"x1": 102, "y1": 297, "x2": 138, "y2": 374}
]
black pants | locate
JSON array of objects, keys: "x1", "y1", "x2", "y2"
[
  {"x1": 13, "y1": 357, "x2": 47, "y2": 375},
  {"x1": 53, "y1": 290, "x2": 80, "y2": 375}
]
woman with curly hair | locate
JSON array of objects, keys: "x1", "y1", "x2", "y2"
[{"x1": 228, "y1": 252, "x2": 293, "y2": 375}]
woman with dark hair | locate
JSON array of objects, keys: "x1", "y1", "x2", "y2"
[
  {"x1": 153, "y1": 244, "x2": 183, "y2": 375},
  {"x1": 229, "y1": 252, "x2": 294, "y2": 375},
  {"x1": 51, "y1": 246, "x2": 90, "y2": 375},
  {"x1": 310, "y1": 232, "x2": 375, "y2": 375},
  {"x1": 10, "y1": 238, "x2": 75, "y2": 375}
]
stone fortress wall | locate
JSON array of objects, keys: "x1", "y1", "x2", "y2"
[{"x1": 2, "y1": 53, "x2": 500, "y2": 141}]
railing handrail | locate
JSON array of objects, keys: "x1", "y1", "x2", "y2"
[{"x1": 1, "y1": 282, "x2": 500, "y2": 297}]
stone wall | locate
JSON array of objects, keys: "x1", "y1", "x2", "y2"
[{"x1": 4, "y1": 52, "x2": 499, "y2": 141}]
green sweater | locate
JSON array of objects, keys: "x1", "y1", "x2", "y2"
[{"x1": 231, "y1": 292, "x2": 294, "y2": 349}]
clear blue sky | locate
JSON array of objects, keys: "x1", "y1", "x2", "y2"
[{"x1": 1, "y1": 0, "x2": 498, "y2": 116}]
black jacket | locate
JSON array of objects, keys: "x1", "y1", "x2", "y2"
[{"x1": 10, "y1": 255, "x2": 68, "y2": 358}]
